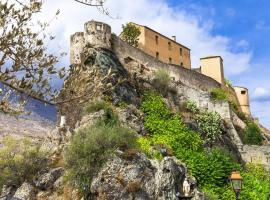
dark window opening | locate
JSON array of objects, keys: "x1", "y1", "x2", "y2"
[
  {"x1": 180, "y1": 48, "x2": 183, "y2": 56},
  {"x1": 169, "y1": 57, "x2": 172, "y2": 64},
  {"x1": 168, "y1": 42, "x2": 171, "y2": 50},
  {"x1": 180, "y1": 62, "x2": 183, "y2": 67},
  {"x1": 155, "y1": 35, "x2": 159, "y2": 45},
  {"x1": 241, "y1": 90, "x2": 246, "y2": 95},
  {"x1": 156, "y1": 52, "x2": 159, "y2": 59}
]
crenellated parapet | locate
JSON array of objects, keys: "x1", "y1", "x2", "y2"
[
  {"x1": 70, "y1": 20, "x2": 112, "y2": 65},
  {"x1": 84, "y1": 20, "x2": 111, "y2": 49}
]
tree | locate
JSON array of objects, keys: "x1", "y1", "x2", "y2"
[
  {"x1": 0, "y1": 0, "x2": 65, "y2": 115},
  {"x1": 120, "y1": 23, "x2": 141, "y2": 47}
]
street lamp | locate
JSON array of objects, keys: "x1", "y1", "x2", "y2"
[{"x1": 229, "y1": 170, "x2": 243, "y2": 200}]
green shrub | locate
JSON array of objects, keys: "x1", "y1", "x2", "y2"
[
  {"x1": 142, "y1": 92, "x2": 203, "y2": 152},
  {"x1": 153, "y1": 69, "x2": 171, "y2": 94},
  {"x1": 225, "y1": 79, "x2": 233, "y2": 87},
  {"x1": 210, "y1": 88, "x2": 228, "y2": 101},
  {"x1": 186, "y1": 100, "x2": 199, "y2": 113},
  {"x1": 64, "y1": 111, "x2": 137, "y2": 194},
  {"x1": 242, "y1": 121, "x2": 263, "y2": 145},
  {"x1": 0, "y1": 136, "x2": 50, "y2": 190},
  {"x1": 239, "y1": 164, "x2": 270, "y2": 200},
  {"x1": 141, "y1": 92, "x2": 270, "y2": 200},
  {"x1": 84, "y1": 100, "x2": 110, "y2": 114},
  {"x1": 196, "y1": 111, "x2": 222, "y2": 143},
  {"x1": 186, "y1": 100, "x2": 222, "y2": 143}
]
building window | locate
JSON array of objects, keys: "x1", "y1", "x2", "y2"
[
  {"x1": 168, "y1": 42, "x2": 171, "y2": 50},
  {"x1": 96, "y1": 24, "x2": 102, "y2": 31},
  {"x1": 180, "y1": 48, "x2": 183, "y2": 56},
  {"x1": 155, "y1": 35, "x2": 159, "y2": 45},
  {"x1": 156, "y1": 52, "x2": 159, "y2": 59},
  {"x1": 169, "y1": 57, "x2": 172, "y2": 64},
  {"x1": 180, "y1": 62, "x2": 183, "y2": 67},
  {"x1": 241, "y1": 90, "x2": 246, "y2": 95}
]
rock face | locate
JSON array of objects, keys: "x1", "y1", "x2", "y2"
[
  {"x1": 91, "y1": 153, "x2": 204, "y2": 200},
  {"x1": 33, "y1": 167, "x2": 64, "y2": 190},
  {"x1": 13, "y1": 182, "x2": 35, "y2": 200}
]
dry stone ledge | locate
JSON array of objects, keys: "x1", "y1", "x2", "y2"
[
  {"x1": 91, "y1": 153, "x2": 204, "y2": 200},
  {"x1": 13, "y1": 182, "x2": 35, "y2": 200},
  {"x1": 33, "y1": 167, "x2": 64, "y2": 190}
]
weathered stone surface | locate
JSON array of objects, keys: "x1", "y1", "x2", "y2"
[
  {"x1": 13, "y1": 182, "x2": 35, "y2": 200},
  {"x1": 91, "y1": 153, "x2": 204, "y2": 200},
  {"x1": 116, "y1": 106, "x2": 145, "y2": 134},
  {"x1": 33, "y1": 168, "x2": 64, "y2": 190},
  {"x1": 0, "y1": 185, "x2": 16, "y2": 200}
]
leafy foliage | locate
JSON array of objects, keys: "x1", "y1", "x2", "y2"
[
  {"x1": 140, "y1": 93, "x2": 241, "y2": 199},
  {"x1": 239, "y1": 164, "x2": 270, "y2": 200},
  {"x1": 0, "y1": 136, "x2": 50, "y2": 190},
  {"x1": 154, "y1": 69, "x2": 171, "y2": 90},
  {"x1": 186, "y1": 100, "x2": 222, "y2": 143},
  {"x1": 225, "y1": 79, "x2": 233, "y2": 87},
  {"x1": 64, "y1": 110, "x2": 137, "y2": 194},
  {"x1": 120, "y1": 23, "x2": 141, "y2": 47},
  {"x1": 142, "y1": 92, "x2": 203, "y2": 152},
  {"x1": 0, "y1": 1, "x2": 65, "y2": 114},
  {"x1": 242, "y1": 121, "x2": 263, "y2": 145},
  {"x1": 210, "y1": 88, "x2": 228, "y2": 101}
]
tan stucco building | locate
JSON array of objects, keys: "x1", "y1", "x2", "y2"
[
  {"x1": 131, "y1": 23, "x2": 191, "y2": 69},
  {"x1": 234, "y1": 86, "x2": 251, "y2": 116},
  {"x1": 199, "y1": 56, "x2": 225, "y2": 85}
]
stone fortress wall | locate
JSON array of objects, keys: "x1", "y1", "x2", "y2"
[{"x1": 69, "y1": 20, "x2": 269, "y2": 167}]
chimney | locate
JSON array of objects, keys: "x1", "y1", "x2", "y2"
[{"x1": 172, "y1": 36, "x2": 176, "y2": 41}]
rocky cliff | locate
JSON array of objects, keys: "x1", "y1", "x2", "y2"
[{"x1": 1, "y1": 22, "x2": 270, "y2": 200}]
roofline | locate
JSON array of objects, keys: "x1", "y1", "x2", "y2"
[
  {"x1": 131, "y1": 22, "x2": 191, "y2": 50},
  {"x1": 200, "y1": 56, "x2": 223, "y2": 61},
  {"x1": 233, "y1": 86, "x2": 249, "y2": 90}
]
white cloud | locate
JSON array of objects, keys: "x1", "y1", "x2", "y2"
[
  {"x1": 38, "y1": 0, "x2": 253, "y2": 76},
  {"x1": 252, "y1": 87, "x2": 270, "y2": 101}
]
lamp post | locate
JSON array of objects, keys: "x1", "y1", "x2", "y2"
[{"x1": 229, "y1": 170, "x2": 243, "y2": 200}]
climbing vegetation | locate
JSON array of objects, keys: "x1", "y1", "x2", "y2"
[
  {"x1": 242, "y1": 120, "x2": 263, "y2": 145},
  {"x1": 140, "y1": 92, "x2": 270, "y2": 200},
  {"x1": 186, "y1": 100, "x2": 222, "y2": 143}
]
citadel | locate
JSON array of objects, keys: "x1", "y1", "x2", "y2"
[{"x1": 68, "y1": 20, "x2": 270, "y2": 168}]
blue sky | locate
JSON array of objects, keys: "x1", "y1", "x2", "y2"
[
  {"x1": 166, "y1": 0, "x2": 270, "y2": 128},
  {"x1": 40, "y1": 0, "x2": 270, "y2": 128}
]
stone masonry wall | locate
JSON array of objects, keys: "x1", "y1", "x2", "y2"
[{"x1": 242, "y1": 145, "x2": 270, "y2": 169}]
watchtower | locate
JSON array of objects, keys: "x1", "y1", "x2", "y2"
[
  {"x1": 84, "y1": 20, "x2": 111, "y2": 49},
  {"x1": 70, "y1": 32, "x2": 85, "y2": 64},
  {"x1": 200, "y1": 56, "x2": 225, "y2": 85},
  {"x1": 234, "y1": 86, "x2": 251, "y2": 116}
]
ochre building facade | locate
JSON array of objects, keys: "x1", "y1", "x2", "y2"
[{"x1": 132, "y1": 23, "x2": 191, "y2": 69}]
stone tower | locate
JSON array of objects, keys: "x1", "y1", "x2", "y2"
[
  {"x1": 70, "y1": 32, "x2": 85, "y2": 64},
  {"x1": 70, "y1": 20, "x2": 112, "y2": 65},
  {"x1": 200, "y1": 56, "x2": 225, "y2": 85},
  {"x1": 234, "y1": 86, "x2": 251, "y2": 116},
  {"x1": 84, "y1": 20, "x2": 111, "y2": 49}
]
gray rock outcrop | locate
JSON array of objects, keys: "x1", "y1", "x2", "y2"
[
  {"x1": 91, "y1": 153, "x2": 204, "y2": 200},
  {"x1": 33, "y1": 167, "x2": 64, "y2": 190}
]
